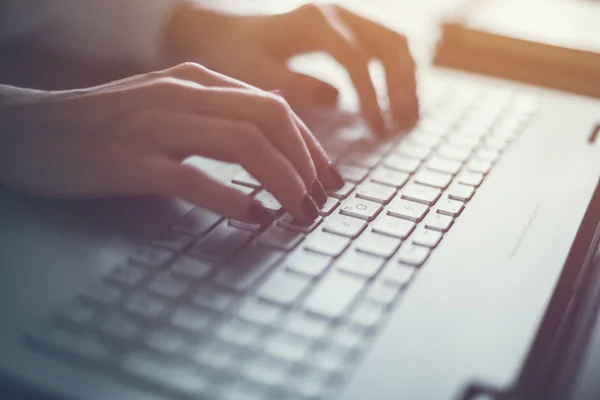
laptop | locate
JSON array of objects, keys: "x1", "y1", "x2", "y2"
[{"x1": 2, "y1": 1, "x2": 600, "y2": 399}]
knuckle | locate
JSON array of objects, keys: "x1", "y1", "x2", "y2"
[
  {"x1": 151, "y1": 76, "x2": 184, "y2": 95},
  {"x1": 299, "y1": 3, "x2": 328, "y2": 21},
  {"x1": 262, "y1": 95, "x2": 291, "y2": 121},
  {"x1": 170, "y1": 62, "x2": 207, "y2": 76}
]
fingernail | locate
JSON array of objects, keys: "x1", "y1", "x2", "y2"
[
  {"x1": 301, "y1": 194, "x2": 320, "y2": 221},
  {"x1": 311, "y1": 179, "x2": 328, "y2": 207},
  {"x1": 248, "y1": 202, "x2": 276, "y2": 225},
  {"x1": 315, "y1": 84, "x2": 339, "y2": 106},
  {"x1": 271, "y1": 89, "x2": 283, "y2": 97},
  {"x1": 326, "y1": 162, "x2": 345, "y2": 190}
]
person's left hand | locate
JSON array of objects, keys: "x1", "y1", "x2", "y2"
[{"x1": 166, "y1": 2, "x2": 418, "y2": 136}]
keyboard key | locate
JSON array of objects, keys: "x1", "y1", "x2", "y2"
[
  {"x1": 171, "y1": 255, "x2": 213, "y2": 280},
  {"x1": 303, "y1": 271, "x2": 365, "y2": 319},
  {"x1": 411, "y1": 228, "x2": 443, "y2": 248},
  {"x1": 426, "y1": 156, "x2": 462, "y2": 175},
  {"x1": 232, "y1": 171, "x2": 261, "y2": 188},
  {"x1": 228, "y1": 220, "x2": 262, "y2": 232},
  {"x1": 348, "y1": 302, "x2": 386, "y2": 328},
  {"x1": 309, "y1": 345, "x2": 350, "y2": 375},
  {"x1": 285, "y1": 312, "x2": 331, "y2": 339},
  {"x1": 474, "y1": 148, "x2": 500, "y2": 163},
  {"x1": 437, "y1": 144, "x2": 471, "y2": 162},
  {"x1": 448, "y1": 183, "x2": 475, "y2": 202},
  {"x1": 152, "y1": 230, "x2": 195, "y2": 252},
  {"x1": 193, "y1": 223, "x2": 254, "y2": 261},
  {"x1": 145, "y1": 329, "x2": 190, "y2": 355},
  {"x1": 397, "y1": 244, "x2": 430, "y2": 267},
  {"x1": 81, "y1": 283, "x2": 122, "y2": 307},
  {"x1": 266, "y1": 333, "x2": 312, "y2": 362},
  {"x1": 256, "y1": 268, "x2": 312, "y2": 305},
  {"x1": 336, "y1": 250, "x2": 385, "y2": 278},
  {"x1": 329, "y1": 182, "x2": 355, "y2": 199},
  {"x1": 319, "y1": 197, "x2": 340, "y2": 216},
  {"x1": 435, "y1": 198, "x2": 465, "y2": 217},
  {"x1": 28, "y1": 323, "x2": 111, "y2": 363},
  {"x1": 414, "y1": 170, "x2": 452, "y2": 189},
  {"x1": 106, "y1": 265, "x2": 146, "y2": 287},
  {"x1": 122, "y1": 352, "x2": 208, "y2": 395},
  {"x1": 396, "y1": 141, "x2": 430, "y2": 160},
  {"x1": 237, "y1": 298, "x2": 282, "y2": 325},
  {"x1": 366, "y1": 280, "x2": 403, "y2": 304},
  {"x1": 216, "y1": 319, "x2": 261, "y2": 347},
  {"x1": 304, "y1": 231, "x2": 350, "y2": 257},
  {"x1": 129, "y1": 246, "x2": 173, "y2": 268},
  {"x1": 192, "y1": 285, "x2": 237, "y2": 311},
  {"x1": 258, "y1": 226, "x2": 304, "y2": 251},
  {"x1": 343, "y1": 152, "x2": 382, "y2": 169},
  {"x1": 243, "y1": 356, "x2": 287, "y2": 386},
  {"x1": 370, "y1": 167, "x2": 409, "y2": 188},
  {"x1": 356, "y1": 232, "x2": 402, "y2": 258},
  {"x1": 148, "y1": 273, "x2": 188, "y2": 299},
  {"x1": 284, "y1": 251, "x2": 332, "y2": 277},
  {"x1": 373, "y1": 215, "x2": 415, "y2": 239},
  {"x1": 97, "y1": 313, "x2": 139, "y2": 341},
  {"x1": 401, "y1": 183, "x2": 441, "y2": 206},
  {"x1": 213, "y1": 245, "x2": 284, "y2": 292},
  {"x1": 382, "y1": 154, "x2": 421, "y2": 174},
  {"x1": 467, "y1": 159, "x2": 492, "y2": 174},
  {"x1": 231, "y1": 183, "x2": 256, "y2": 196},
  {"x1": 125, "y1": 293, "x2": 167, "y2": 319},
  {"x1": 457, "y1": 171, "x2": 484, "y2": 187},
  {"x1": 54, "y1": 301, "x2": 96, "y2": 328},
  {"x1": 255, "y1": 191, "x2": 283, "y2": 212},
  {"x1": 170, "y1": 306, "x2": 211, "y2": 332},
  {"x1": 278, "y1": 213, "x2": 323, "y2": 233},
  {"x1": 338, "y1": 165, "x2": 369, "y2": 183},
  {"x1": 425, "y1": 213, "x2": 454, "y2": 232},
  {"x1": 484, "y1": 136, "x2": 508, "y2": 151},
  {"x1": 173, "y1": 207, "x2": 221, "y2": 236},
  {"x1": 381, "y1": 263, "x2": 416, "y2": 286},
  {"x1": 194, "y1": 341, "x2": 236, "y2": 370},
  {"x1": 322, "y1": 214, "x2": 367, "y2": 238},
  {"x1": 340, "y1": 198, "x2": 382, "y2": 221},
  {"x1": 356, "y1": 182, "x2": 396, "y2": 204},
  {"x1": 387, "y1": 198, "x2": 429, "y2": 222},
  {"x1": 334, "y1": 324, "x2": 368, "y2": 349},
  {"x1": 447, "y1": 133, "x2": 480, "y2": 150}
]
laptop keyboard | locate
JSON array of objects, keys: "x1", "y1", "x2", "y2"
[{"x1": 24, "y1": 83, "x2": 537, "y2": 400}]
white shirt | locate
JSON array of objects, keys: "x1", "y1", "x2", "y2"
[{"x1": 0, "y1": 0, "x2": 182, "y2": 68}]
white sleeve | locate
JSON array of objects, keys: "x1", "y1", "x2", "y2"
[{"x1": 0, "y1": 0, "x2": 183, "y2": 68}]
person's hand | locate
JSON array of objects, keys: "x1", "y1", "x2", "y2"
[
  {"x1": 0, "y1": 63, "x2": 345, "y2": 223},
  {"x1": 166, "y1": 3, "x2": 419, "y2": 135}
]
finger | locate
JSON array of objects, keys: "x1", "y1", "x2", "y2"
[
  {"x1": 333, "y1": 5, "x2": 419, "y2": 129},
  {"x1": 158, "y1": 113, "x2": 320, "y2": 221},
  {"x1": 164, "y1": 63, "x2": 343, "y2": 192},
  {"x1": 174, "y1": 86, "x2": 329, "y2": 206},
  {"x1": 157, "y1": 161, "x2": 276, "y2": 224},
  {"x1": 284, "y1": 4, "x2": 386, "y2": 135},
  {"x1": 282, "y1": 104, "x2": 346, "y2": 191},
  {"x1": 256, "y1": 62, "x2": 340, "y2": 109}
]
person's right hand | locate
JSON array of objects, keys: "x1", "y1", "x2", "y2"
[{"x1": 0, "y1": 63, "x2": 345, "y2": 224}]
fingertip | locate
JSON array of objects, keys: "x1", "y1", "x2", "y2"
[{"x1": 247, "y1": 201, "x2": 277, "y2": 225}]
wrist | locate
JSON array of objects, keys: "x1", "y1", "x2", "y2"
[{"x1": 163, "y1": 2, "x2": 234, "y2": 66}]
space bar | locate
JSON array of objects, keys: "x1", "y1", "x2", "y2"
[{"x1": 303, "y1": 271, "x2": 365, "y2": 319}]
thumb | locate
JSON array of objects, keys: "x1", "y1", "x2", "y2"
[{"x1": 265, "y1": 63, "x2": 339, "y2": 109}]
